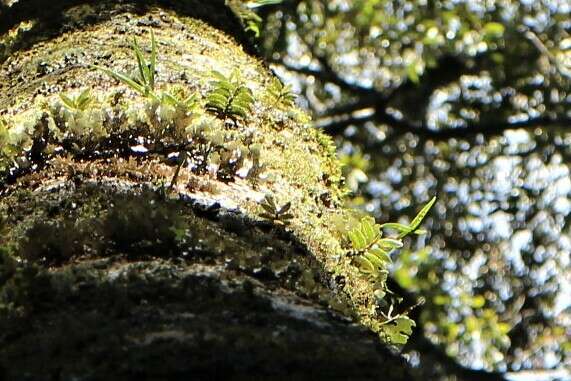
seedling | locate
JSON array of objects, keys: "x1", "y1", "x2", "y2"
[
  {"x1": 160, "y1": 90, "x2": 198, "y2": 111},
  {"x1": 259, "y1": 194, "x2": 294, "y2": 225},
  {"x1": 94, "y1": 30, "x2": 159, "y2": 101},
  {"x1": 59, "y1": 89, "x2": 94, "y2": 111}
]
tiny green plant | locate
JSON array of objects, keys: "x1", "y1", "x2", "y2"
[
  {"x1": 346, "y1": 197, "x2": 435, "y2": 344},
  {"x1": 348, "y1": 197, "x2": 436, "y2": 279},
  {"x1": 93, "y1": 30, "x2": 159, "y2": 101},
  {"x1": 267, "y1": 77, "x2": 296, "y2": 107},
  {"x1": 380, "y1": 196, "x2": 436, "y2": 238},
  {"x1": 59, "y1": 89, "x2": 93, "y2": 111},
  {"x1": 348, "y1": 216, "x2": 401, "y2": 281},
  {"x1": 259, "y1": 194, "x2": 294, "y2": 225},
  {"x1": 206, "y1": 70, "x2": 254, "y2": 122},
  {"x1": 229, "y1": 0, "x2": 283, "y2": 37},
  {"x1": 160, "y1": 90, "x2": 198, "y2": 111}
]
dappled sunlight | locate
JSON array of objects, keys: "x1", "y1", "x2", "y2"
[{"x1": 260, "y1": 0, "x2": 570, "y2": 379}]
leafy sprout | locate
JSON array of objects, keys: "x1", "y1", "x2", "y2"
[
  {"x1": 267, "y1": 77, "x2": 296, "y2": 107},
  {"x1": 346, "y1": 197, "x2": 436, "y2": 344},
  {"x1": 59, "y1": 89, "x2": 94, "y2": 112},
  {"x1": 348, "y1": 197, "x2": 436, "y2": 278},
  {"x1": 93, "y1": 29, "x2": 159, "y2": 101},
  {"x1": 206, "y1": 69, "x2": 255, "y2": 122},
  {"x1": 230, "y1": 0, "x2": 284, "y2": 37},
  {"x1": 259, "y1": 194, "x2": 294, "y2": 225},
  {"x1": 160, "y1": 90, "x2": 198, "y2": 111},
  {"x1": 380, "y1": 196, "x2": 436, "y2": 238}
]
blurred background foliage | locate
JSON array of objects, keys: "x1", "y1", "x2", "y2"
[{"x1": 252, "y1": 0, "x2": 570, "y2": 380}]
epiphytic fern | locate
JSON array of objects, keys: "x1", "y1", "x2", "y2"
[
  {"x1": 348, "y1": 197, "x2": 436, "y2": 279},
  {"x1": 267, "y1": 77, "x2": 296, "y2": 107},
  {"x1": 206, "y1": 70, "x2": 254, "y2": 122}
]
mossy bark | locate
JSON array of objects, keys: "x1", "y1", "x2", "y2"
[{"x1": 0, "y1": 1, "x2": 414, "y2": 379}]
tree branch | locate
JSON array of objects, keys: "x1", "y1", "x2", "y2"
[
  {"x1": 321, "y1": 106, "x2": 571, "y2": 141},
  {"x1": 269, "y1": 57, "x2": 379, "y2": 97}
]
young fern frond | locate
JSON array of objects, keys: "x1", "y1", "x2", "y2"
[
  {"x1": 206, "y1": 70, "x2": 254, "y2": 122},
  {"x1": 347, "y1": 198, "x2": 436, "y2": 282},
  {"x1": 267, "y1": 77, "x2": 296, "y2": 106},
  {"x1": 348, "y1": 217, "x2": 393, "y2": 280},
  {"x1": 347, "y1": 198, "x2": 435, "y2": 345},
  {"x1": 380, "y1": 196, "x2": 436, "y2": 238},
  {"x1": 160, "y1": 91, "x2": 198, "y2": 111}
]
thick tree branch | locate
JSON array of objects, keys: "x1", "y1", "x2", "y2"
[
  {"x1": 321, "y1": 106, "x2": 571, "y2": 141},
  {"x1": 269, "y1": 57, "x2": 379, "y2": 97}
]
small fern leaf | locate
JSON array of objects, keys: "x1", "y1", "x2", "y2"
[
  {"x1": 406, "y1": 196, "x2": 436, "y2": 237},
  {"x1": 354, "y1": 256, "x2": 375, "y2": 274},
  {"x1": 377, "y1": 238, "x2": 403, "y2": 250},
  {"x1": 368, "y1": 248, "x2": 392, "y2": 264},
  {"x1": 348, "y1": 228, "x2": 368, "y2": 251}
]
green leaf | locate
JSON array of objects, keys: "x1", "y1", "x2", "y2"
[
  {"x1": 368, "y1": 248, "x2": 392, "y2": 263},
  {"x1": 59, "y1": 93, "x2": 76, "y2": 110},
  {"x1": 363, "y1": 252, "x2": 385, "y2": 270},
  {"x1": 403, "y1": 196, "x2": 436, "y2": 238},
  {"x1": 348, "y1": 229, "x2": 367, "y2": 250},
  {"x1": 93, "y1": 65, "x2": 146, "y2": 95},
  {"x1": 378, "y1": 238, "x2": 403, "y2": 250},
  {"x1": 385, "y1": 316, "x2": 416, "y2": 345},
  {"x1": 149, "y1": 29, "x2": 157, "y2": 89},
  {"x1": 354, "y1": 256, "x2": 375, "y2": 274},
  {"x1": 360, "y1": 216, "x2": 379, "y2": 243},
  {"x1": 246, "y1": 0, "x2": 283, "y2": 9}
]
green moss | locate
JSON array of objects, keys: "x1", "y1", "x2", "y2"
[{"x1": 0, "y1": 3, "x2": 417, "y2": 348}]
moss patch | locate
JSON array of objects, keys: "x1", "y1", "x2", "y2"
[{"x1": 0, "y1": 3, "x2": 401, "y2": 348}]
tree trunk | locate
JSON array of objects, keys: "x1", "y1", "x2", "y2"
[{"x1": 0, "y1": 1, "x2": 414, "y2": 379}]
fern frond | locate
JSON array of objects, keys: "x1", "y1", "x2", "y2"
[
  {"x1": 206, "y1": 70, "x2": 254, "y2": 122},
  {"x1": 267, "y1": 77, "x2": 296, "y2": 106}
]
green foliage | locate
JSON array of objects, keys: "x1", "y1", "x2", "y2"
[
  {"x1": 267, "y1": 77, "x2": 296, "y2": 107},
  {"x1": 348, "y1": 216, "x2": 399, "y2": 280},
  {"x1": 350, "y1": 197, "x2": 435, "y2": 277},
  {"x1": 347, "y1": 198, "x2": 435, "y2": 344},
  {"x1": 160, "y1": 89, "x2": 198, "y2": 112},
  {"x1": 229, "y1": 0, "x2": 284, "y2": 37},
  {"x1": 259, "y1": 194, "x2": 294, "y2": 225},
  {"x1": 59, "y1": 89, "x2": 94, "y2": 111},
  {"x1": 261, "y1": 0, "x2": 571, "y2": 371},
  {"x1": 383, "y1": 316, "x2": 416, "y2": 345},
  {"x1": 206, "y1": 70, "x2": 255, "y2": 122},
  {"x1": 94, "y1": 30, "x2": 159, "y2": 100},
  {"x1": 381, "y1": 196, "x2": 436, "y2": 238}
]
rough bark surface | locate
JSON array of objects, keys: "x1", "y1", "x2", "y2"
[{"x1": 0, "y1": 1, "x2": 414, "y2": 379}]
